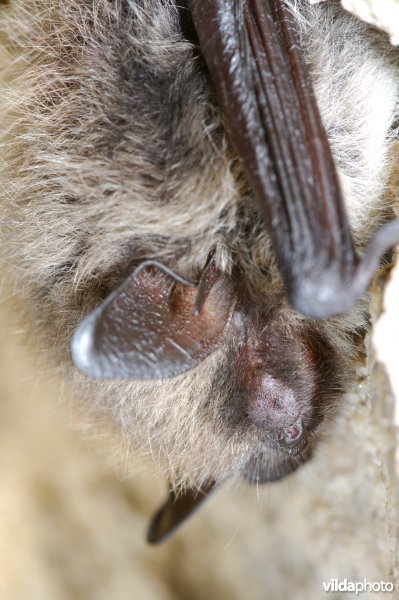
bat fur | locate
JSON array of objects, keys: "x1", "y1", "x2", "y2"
[{"x1": 0, "y1": 0, "x2": 398, "y2": 492}]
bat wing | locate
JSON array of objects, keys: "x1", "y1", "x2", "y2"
[
  {"x1": 190, "y1": 0, "x2": 399, "y2": 318},
  {"x1": 147, "y1": 480, "x2": 217, "y2": 544},
  {"x1": 71, "y1": 261, "x2": 231, "y2": 380}
]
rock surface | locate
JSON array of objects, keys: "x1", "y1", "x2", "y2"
[{"x1": 309, "y1": 0, "x2": 399, "y2": 44}]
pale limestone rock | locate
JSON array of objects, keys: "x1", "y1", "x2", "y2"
[
  {"x1": 373, "y1": 142, "x2": 399, "y2": 483},
  {"x1": 309, "y1": 0, "x2": 399, "y2": 44},
  {"x1": 342, "y1": 0, "x2": 399, "y2": 44},
  {"x1": 374, "y1": 258, "x2": 399, "y2": 411}
]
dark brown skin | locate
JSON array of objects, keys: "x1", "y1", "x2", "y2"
[
  {"x1": 72, "y1": 260, "x2": 233, "y2": 380},
  {"x1": 189, "y1": 0, "x2": 399, "y2": 318},
  {"x1": 147, "y1": 480, "x2": 217, "y2": 544},
  {"x1": 70, "y1": 0, "x2": 399, "y2": 542}
]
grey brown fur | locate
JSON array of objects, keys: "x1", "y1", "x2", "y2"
[{"x1": 0, "y1": 0, "x2": 398, "y2": 490}]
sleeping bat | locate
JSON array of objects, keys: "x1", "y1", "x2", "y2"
[{"x1": 0, "y1": 0, "x2": 399, "y2": 544}]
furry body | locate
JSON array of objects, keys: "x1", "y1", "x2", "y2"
[{"x1": 0, "y1": 0, "x2": 398, "y2": 490}]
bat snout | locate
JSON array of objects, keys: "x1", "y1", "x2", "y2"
[
  {"x1": 245, "y1": 381, "x2": 309, "y2": 454},
  {"x1": 245, "y1": 374, "x2": 300, "y2": 431}
]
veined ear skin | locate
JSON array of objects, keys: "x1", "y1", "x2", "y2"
[{"x1": 71, "y1": 261, "x2": 232, "y2": 381}]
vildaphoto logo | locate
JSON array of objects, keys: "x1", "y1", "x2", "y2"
[{"x1": 322, "y1": 579, "x2": 394, "y2": 595}]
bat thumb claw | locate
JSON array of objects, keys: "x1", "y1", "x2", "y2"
[{"x1": 289, "y1": 219, "x2": 399, "y2": 320}]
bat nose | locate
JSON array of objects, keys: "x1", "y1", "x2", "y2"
[
  {"x1": 279, "y1": 419, "x2": 308, "y2": 454},
  {"x1": 245, "y1": 374, "x2": 300, "y2": 428}
]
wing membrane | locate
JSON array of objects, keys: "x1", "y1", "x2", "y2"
[
  {"x1": 190, "y1": 0, "x2": 399, "y2": 317},
  {"x1": 147, "y1": 480, "x2": 217, "y2": 544}
]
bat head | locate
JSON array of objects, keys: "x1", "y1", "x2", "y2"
[
  {"x1": 66, "y1": 0, "x2": 396, "y2": 539},
  {"x1": 1, "y1": 0, "x2": 398, "y2": 542},
  {"x1": 71, "y1": 258, "x2": 346, "y2": 541}
]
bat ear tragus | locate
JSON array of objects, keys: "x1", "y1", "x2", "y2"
[{"x1": 71, "y1": 259, "x2": 232, "y2": 381}]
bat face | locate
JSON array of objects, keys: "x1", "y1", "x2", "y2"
[{"x1": 0, "y1": 0, "x2": 398, "y2": 541}]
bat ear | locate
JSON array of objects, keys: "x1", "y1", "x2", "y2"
[
  {"x1": 147, "y1": 480, "x2": 217, "y2": 544},
  {"x1": 71, "y1": 261, "x2": 232, "y2": 380}
]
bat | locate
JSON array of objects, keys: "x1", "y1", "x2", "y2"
[{"x1": 0, "y1": 0, "x2": 398, "y2": 544}]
